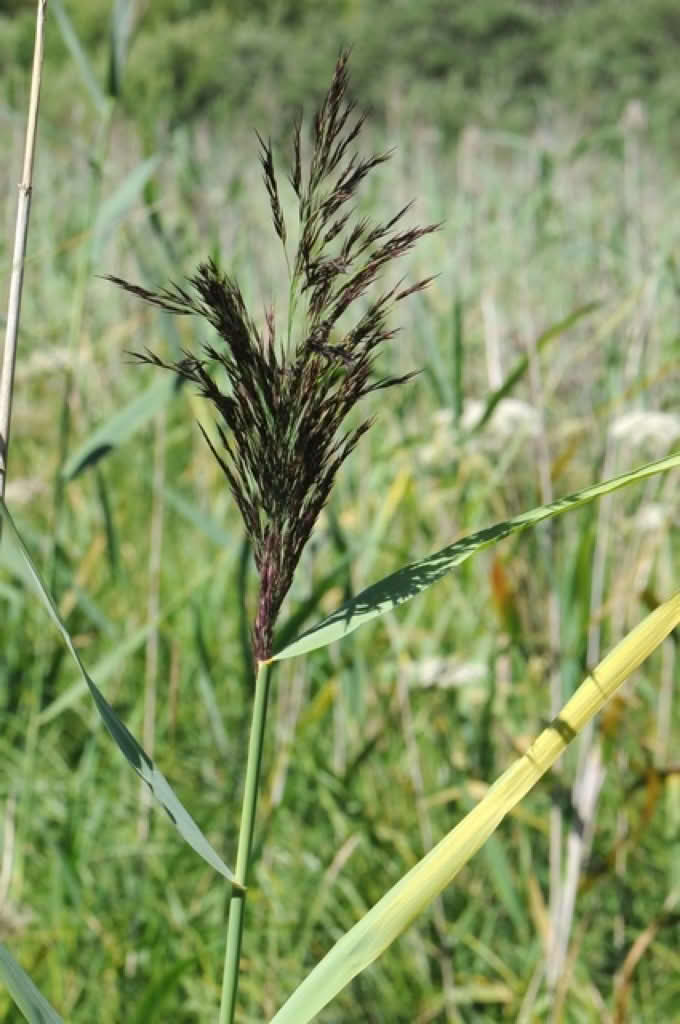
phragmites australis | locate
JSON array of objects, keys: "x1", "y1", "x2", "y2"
[{"x1": 107, "y1": 52, "x2": 437, "y2": 661}]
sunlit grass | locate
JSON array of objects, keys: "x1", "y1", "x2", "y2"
[{"x1": 1, "y1": 48, "x2": 679, "y2": 1021}]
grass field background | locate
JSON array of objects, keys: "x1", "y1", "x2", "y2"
[{"x1": 1, "y1": 2, "x2": 679, "y2": 1021}]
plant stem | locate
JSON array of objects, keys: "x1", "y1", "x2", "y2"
[
  {"x1": 219, "y1": 659, "x2": 273, "y2": 1023},
  {"x1": 0, "y1": 0, "x2": 47, "y2": 506}
]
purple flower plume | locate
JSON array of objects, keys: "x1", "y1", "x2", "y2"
[{"x1": 107, "y1": 52, "x2": 437, "y2": 660}]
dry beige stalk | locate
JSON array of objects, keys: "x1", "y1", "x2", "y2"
[{"x1": 0, "y1": 0, "x2": 48, "y2": 504}]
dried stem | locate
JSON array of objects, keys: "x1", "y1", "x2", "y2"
[{"x1": 0, "y1": 0, "x2": 48, "y2": 505}]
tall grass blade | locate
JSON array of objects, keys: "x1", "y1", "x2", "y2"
[
  {"x1": 481, "y1": 833, "x2": 527, "y2": 940},
  {"x1": 108, "y1": 0, "x2": 136, "y2": 99},
  {"x1": 63, "y1": 374, "x2": 177, "y2": 478},
  {"x1": 0, "y1": 499, "x2": 241, "y2": 889},
  {"x1": 271, "y1": 452, "x2": 680, "y2": 661},
  {"x1": 95, "y1": 466, "x2": 120, "y2": 574},
  {"x1": 271, "y1": 592, "x2": 680, "y2": 1023},
  {"x1": 0, "y1": 943, "x2": 63, "y2": 1024},
  {"x1": 51, "y1": 0, "x2": 107, "y2": 115},
  {"x1": 467, "y1": 302, "x2": 598, "y2": 435},
  {"x1": 91, "y1": 154, "x2": 160, "y2": 262},
  {"x1": 452, "y1": 295, "x2": 464, "y2": 427}
]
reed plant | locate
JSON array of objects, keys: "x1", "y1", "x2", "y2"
[
  {"x1": 1, "y1": 15, "x2": 679, "y2": 1024},
  {"x1": 106, "y1": 52, "x2": 438, "y2": 1019}
]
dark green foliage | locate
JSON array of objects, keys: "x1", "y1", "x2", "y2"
[{"x1": 4, "y1": 1, "x2": 680, "y2": 140}]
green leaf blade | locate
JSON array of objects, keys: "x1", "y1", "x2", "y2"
[
  {"x1": 270, "y1": 594, "x2": 680, "y2": 1023},
  {"x1": 0, "y1": 500, "x2": 241, "y2": 891},
  {"x1": 91, "y1": 154, "x2": 160, "y2": 263},
  {"x1": 271, "y1": 452, "x2": 680, "y2": 661},
  {"x1": 63, "y1": 374, "x2": 177, "y2": 479},
  {"x1": 51, "y1": 0, "x2": 107, "y2": 116},
  {"x1": 0, "y1": 943, "x2": 63, "y2": 1024}
]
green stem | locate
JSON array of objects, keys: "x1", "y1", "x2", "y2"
[{"x1": 219, "y1": 660, "x2": 273, "y2": 1023}]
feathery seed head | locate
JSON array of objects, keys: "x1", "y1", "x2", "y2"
[{"x1": 107, "y1": 51, "x2": 437, "y2": 660}]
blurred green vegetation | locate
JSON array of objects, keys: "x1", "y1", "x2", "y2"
[
  {"x1": 1, "y1": 1, "x2": 679, "y2": 1022},
  {"x1": 3, "y1": 0, "x2": 680, "y2": 142}
]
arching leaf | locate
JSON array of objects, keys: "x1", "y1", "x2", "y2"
[
  {"x1": 0, "y1": 500, "x2": 241, "y2": 891},
  {"x1": 63, "y1": 375, "x2": 178, "y2": 479},
  {"x1": 270, "y1": 592, "x2": 680, "y2": 1023},
  {"x1": 271, "y1": 451, "x2": 680, "y2": 661},
  {"x1": 0, "y1": 943, "x2": 63, "y2": 1024}
]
